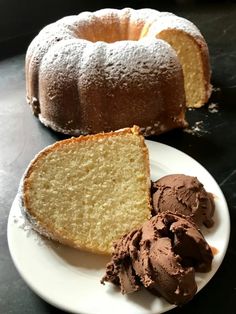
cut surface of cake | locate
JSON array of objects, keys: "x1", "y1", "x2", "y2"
[
  {"x1": 21, "y1": 126, "x2": 151, "y2": 254},
  {"x1": 145, "y1": 13, "x2": 212, "y2": 107}
]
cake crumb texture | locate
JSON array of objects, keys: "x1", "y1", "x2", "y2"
[{"x1": 23, "y1": 127, "x2": 151, "y2": 254}]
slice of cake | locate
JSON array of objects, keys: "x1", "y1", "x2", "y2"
[{"x1": 21, "y1": 126, "x2": 151, "y2": 254}]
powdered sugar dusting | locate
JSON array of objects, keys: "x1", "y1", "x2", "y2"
[
  {"x1": 102, "y1": 38, "x2": 181, "y2": 83},
  {"x1": 27, "y1": 7, "x2": 203, "y2": 79},
  {"x1": 128, "y1": 8, "x2": 160, "y2": 26},
  {"x1": 39, "y1": 114, "x2": 89, "y2": 136},
  {"x1": 147, "y1": 12, "x2": 202, "y2": 39},
  {"x1": 212, "y1": 86, "x2": 221, "y2": 92},
  {"x1": 38, "y1": 36, "x2": 181, "y2": 97},
  {"x1": 12, "y1": 193, "x2": 46, "y2": 246},
  {"x1": 208, "y1": 103, "x2": 219, "y2": 113},
  {"x1": 17, "y1": 174, "x2": 62, "y2": 246},
  {"x1": 184, "y1": 121, "x2": 208, "y2": 136}
]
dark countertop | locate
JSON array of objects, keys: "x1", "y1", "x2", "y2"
[{"x1": 0, "y1": 1, "x2": 236, "y2": 313}]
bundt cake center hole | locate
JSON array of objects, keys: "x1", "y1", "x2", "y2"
[
  {"x1": 75, "y1": 21, "x2": 147, "y2": 43},
  {"x1": 77, "y1": 33, "x2": 143, "y2": 43}
]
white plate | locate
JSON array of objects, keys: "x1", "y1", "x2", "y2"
[{"x1": 7, "y1": 140, "x2": 230, "y2": 314}]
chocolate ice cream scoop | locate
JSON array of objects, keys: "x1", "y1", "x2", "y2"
[
  {"x1": 152, "y1": 174, "x2": 215, "y2": 228},
  {"x1": 101, "y1": 212, "x2": 213, "y2": 305}
]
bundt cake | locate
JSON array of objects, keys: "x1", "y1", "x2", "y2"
[
  {"x1": 21, "y1": 126, "x2": 152, "y2": 254},
  {"x1": 25, "y1": 8, "x2": 211, "y2": 136}
]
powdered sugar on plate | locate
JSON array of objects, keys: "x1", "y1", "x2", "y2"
[{"x1": 11, "y1": 193, "x2": 46, "y2": 246}]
